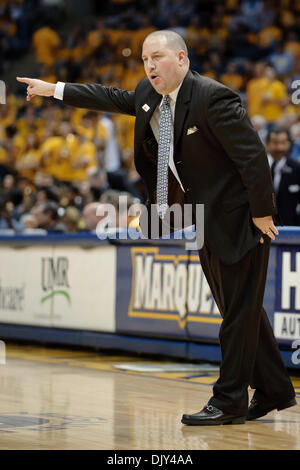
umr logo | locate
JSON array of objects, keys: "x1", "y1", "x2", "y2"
[{"x1": 41, "y1": 257, "x2": 71, "y2": 305}]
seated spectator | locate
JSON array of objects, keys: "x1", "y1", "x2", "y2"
[
  {"x1": 32, "y1": 22, "x2": 61, "y2": 66},
  {"x1": 86, "y1": 17, "x2": 107, "y2": 52},
  {"x1": 64, "y1": 133, "x2": 98, "y2": 183},
  {"x1": 261, "y1": 66, "x2": 289, "y2": 125},
  {"x1": 61, "y1": 206, "x2": 81, "y2": 232},
  {"x1": 220, "y1": 62, "x2": 244, "y2": 91},
  {"x1": 40, "y1": 121, "x2": 79, "y2": 182},
  {"x1": 1, "y1": 173, "x2": 16, "y2": 195},
  {"x1": 256, "y1": 16, "x2": 282, "y2": 48},
  {"x1": 32, "y1": 201, "x2": 68, "y2": 232},
  {"x1": 14, "y1": 133, "x2": 42, "y2": 182},
  {"x1": 284, "y1": 31, "x2": 300, "y2": 62},
  {"x1": 99, "y1": 188, "x2": 140, "y2": 229},
  {"x1": 246, "y1": 61, "x2": 269, "y2": 117},
  {"x1": 22, "y1": 213, "x2": 39, "y2": 230},
  {"x1": 266, "y1": 128, "x2": 300, "y2": 226},
  {"x1": 0, "y1": 195, "x2": 22, "y2": 231},
  {"x1": 81, "y1": 201, "x2": 106, "y2": 232}
]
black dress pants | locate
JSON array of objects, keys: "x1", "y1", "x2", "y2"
[{"x1": 198, "y1": 237, "x2": 295, "y2": 416}]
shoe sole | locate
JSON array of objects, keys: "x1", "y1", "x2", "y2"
[
  {"x1": 246, "y1": 397, "x2": 297, "y2": 421},
  {"x1": 181, "y1": 416, "x2": 245, "y2": 426}
]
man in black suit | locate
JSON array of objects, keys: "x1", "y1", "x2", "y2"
[
  {"x1": 17, "y1": 30, "x2": 296, "y2": 425},
  {"x1": 267, "y1": 128, "x2": 300, "y2": 226}
]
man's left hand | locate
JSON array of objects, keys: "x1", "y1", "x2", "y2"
[{"x1": 252, "y1": 215, "x2": 279, "y2": 244}]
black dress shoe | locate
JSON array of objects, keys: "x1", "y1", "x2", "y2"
[
  {"x1": 181, "y1": 404, "x2": 246, "y2": 426},
  {"x1": 247, "y1": 396, "x2": 297, "y2": 421}
]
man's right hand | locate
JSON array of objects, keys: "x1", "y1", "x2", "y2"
[{"x1": 16, "y1": 77, "x2": 56, "y2": 101}]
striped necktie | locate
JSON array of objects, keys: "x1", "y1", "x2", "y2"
[{"x1": 157, "y1": 94, "x2": 172, "y2": 219}]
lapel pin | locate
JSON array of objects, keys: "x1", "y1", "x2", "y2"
[{"x1": 142, "y1": 104, "x2": 150, "y2": 112}]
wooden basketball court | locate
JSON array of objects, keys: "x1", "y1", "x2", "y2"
[{"x1": 0, "y1": 342, "x2": 299, "y2": 450}]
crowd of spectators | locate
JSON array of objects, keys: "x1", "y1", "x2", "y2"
[
  {"x1": 0, "y1": 0, "x2": 66, "y2": 74},
  {"x1": 1, "y1": 0, "x2": 300, "y2": 233}
]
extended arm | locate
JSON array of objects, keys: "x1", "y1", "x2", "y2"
[
  {"x1": 16, "y1": 78, "x2": 136, "y2": 116},
  {"x1": 63, "y1": 83, "x2": 136, "y2": 116}
]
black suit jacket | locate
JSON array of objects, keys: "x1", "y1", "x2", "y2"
[
  {"x1": 63, "y1": 70, "x2": 278, "y2": 264},
  {"x1": 274, "y1": 156, "x2": 300, "y2": 226}
]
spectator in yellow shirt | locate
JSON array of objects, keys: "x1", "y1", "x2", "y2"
[
  {"x1": 74, "y1": 111, "x2": 107, "y2": 154},
  {"x1": 40, "y1": 122, "x2": 79, "y2": 181},
  {"x1": 284, "y1": 31, "x2": 300, "y2": 60},
  {"x1": 15, "y1": 133, "x2": 42, "y2": 182},
  {"x1": 86, "y1": 17, "x2": 106, "y2": 51},
  {"x1": 257, "y1": 20, "x2": 282, "y2": 48},
  {"x1": 261, "y1": 66, "x2": 289, "y2": 123},
  {"x1": 220, "y1": 62, "x2": 243, "y2": 91},
  {"x1": 66, "y1": 136, "x2": 98, "y2": 182},
  {"x1": 246, "y1": 62, "x2": 270, "y2": 117},
  {"x1": 16, "y1": 106, "x2": 45, "y2": 142},
  {"x1": 32, "y1": 25, "x2": 61, "y2": 66}
]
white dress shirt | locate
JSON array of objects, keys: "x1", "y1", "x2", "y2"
[
  {"x1": 54, "y1": 81, "x2": 65, "y2": 100},
  {"x1": 54, "y1": 81, "x2": 185, "y2": 191},
  {"x1": 149, "y1": 83, "x2": 185, "y2": 192},
  {"x1": 267, "y1": 153, "x2": 287, "y2": 193}
]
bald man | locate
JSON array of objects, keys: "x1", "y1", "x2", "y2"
[
  {"x1": 81, "y1": 202, "x2": 104, "y2": 232},
  {"x1": 17, "y1": 30, "x2": 296, "y2": 425}
]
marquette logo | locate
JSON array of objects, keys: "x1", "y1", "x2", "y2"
[
  {"x1": 41, "y1": 257, "x2": 71, "y2": 305},
  {"x1": 129, "y1": 247, "x2": 221, "y2": 328}
]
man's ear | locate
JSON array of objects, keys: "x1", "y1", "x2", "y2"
[{"x1": 178, "y1": 50, "x2": 186, "y2": 66}]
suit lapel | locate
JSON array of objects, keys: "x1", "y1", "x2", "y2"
[
  {"x1": 277, "y1": 158, "x2": 292, "y2": 194},
  {"x1": 174, "y1": 70, "x2": 194, "y2": 150},
  {"x1": 135, "y1": 86, "x2": 161, "y2": 146},
  {"x1": 134, "y1": 71, "x2": 194, "y2": 157}
]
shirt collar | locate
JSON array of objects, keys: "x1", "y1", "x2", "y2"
[
  {"x1": 267, "y1": 154, "x2": 287, "y2": 169},
  {"x1": 276, "y1": 156, "x2": 287, "y2": 170},
  {"x1": 160, "y1": 82, "x2": 183, "y2": 107}
]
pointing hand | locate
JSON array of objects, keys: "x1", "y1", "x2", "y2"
[{"x1": 16, "y1": 77, "x2": 56, "y2": 101}]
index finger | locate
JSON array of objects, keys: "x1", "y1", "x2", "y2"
[{"x1": 16, "y1": 77, "x2": 32, "y2": 85}]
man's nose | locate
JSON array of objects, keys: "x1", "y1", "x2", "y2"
[{"x1": 146, "y1": 59, "x2": 155, "y2": 71}]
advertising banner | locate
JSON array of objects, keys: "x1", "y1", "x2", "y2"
[
  {"x1": 0, "y1": 246, "x2": 53, "y2": 327},
  {"x1": 272, "y1": 245, "x2": 300, "y2": 346},
  {"x1": 115, "y1": 241, "x2": 300, "y2": 347},
  {"x1": 0, "y1": 244, "x2": 116, "y2": 332},
  {"x1": 115, "y1": 244, "x2": 222, "y2": 340}
]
